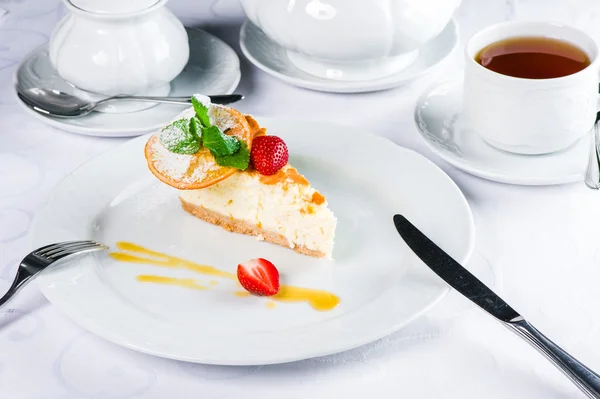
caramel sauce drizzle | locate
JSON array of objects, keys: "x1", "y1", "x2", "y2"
[
  {"x1": 137, "y1": 275, "x2": 207, "y2": 290},
  {"x1": 109, "y1": 242, "x2": 340, "y2": 311}
]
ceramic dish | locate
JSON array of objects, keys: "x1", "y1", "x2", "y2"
[
  {"x1": 415, "y1": 78, "x2": 589, "y2": 185},
  {"x1": 30, "y1": 118, "x2": 475, "y2": 365},
  {"x1": 239, "y1": 0, "x2": 460, "y2": 82},
  {"x1": 240, "y1": 19, "x2": 459, "y2": 93},
  {"x1": 14, "y1": 28, "x2": 241, "y2": 137}
]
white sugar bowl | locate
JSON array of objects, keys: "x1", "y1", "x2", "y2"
[
  {"x1": 49, "y1": 0, "x2": 189, "y2": 111},
  {"x1": 240, "y1": 0, "x2": 461, "y2": 81}
]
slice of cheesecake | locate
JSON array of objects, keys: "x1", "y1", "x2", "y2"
[
  {"x1": 144, "y1": 99, "x2": 337, "y2": 258},
  {"x1": 178, "y1": 165, "x2": 336, "y2": 258}
]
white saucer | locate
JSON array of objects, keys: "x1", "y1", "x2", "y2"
[
  {"x1": 239, "y1": 19, "x2": 459, "y2": 93},
  {"x1": 14, "y1": 28, "x2": 241, "y2": 137},
  {"x1": 414, "y1": 78, "x2": 590, "y2": 185}
]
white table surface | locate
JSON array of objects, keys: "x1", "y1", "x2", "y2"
[{"x1": 3, "y1": 0, "x2": 600, "y2": 398}]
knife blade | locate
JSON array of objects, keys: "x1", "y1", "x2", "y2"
[
  {"x1": 393, "y1": 213, "x2": 600, "y2": 398},
  {"x1": 393, "y1": 213, "x2": 519, "y2": 322}
]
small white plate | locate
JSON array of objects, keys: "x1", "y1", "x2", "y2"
[
  {"x1": 239, "y1": 19, "x2": 459, "y2": 93},
  {"x1": 14, "y1": 28, "x2": 241, "y2": 137},
  {"x1": 30, "y1": 118, "x2": 474, "y2": 365},
  {"x1": 415, "y1": 78, "x2": 590, "y2": 185}
]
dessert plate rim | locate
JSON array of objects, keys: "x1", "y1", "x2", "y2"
[{"x1": 29, "y1": 117, "x2": 475, "y2": 365}]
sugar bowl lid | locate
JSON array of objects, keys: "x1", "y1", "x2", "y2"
[{"x1": 68, "y1": 0, "x2": 162, "y2": 15}]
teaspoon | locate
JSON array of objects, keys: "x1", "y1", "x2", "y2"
[{"x1": 17, "y1": 88, "x2": 244, "y2": 118}]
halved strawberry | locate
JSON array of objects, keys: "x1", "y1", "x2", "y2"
[
  {"x1": 237, "y1": 258, "x2": 280, "y2": 296},
  {"x1": 250, "y1": 135, "x2": 289, "y2": 176}
]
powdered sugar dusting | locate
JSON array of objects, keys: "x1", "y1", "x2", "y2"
[
  {"x1": 151, "y1": 106, "x2": 200, "y2": 183},
  {"x1": 209, "y1": 106, "x2": 237, "y2": 132},
  {"x1": 192, "y1": 93, "x2": 212, "y2": 108},
  {"x1": 151, "y1": 138, "x2": 193, "y2": 181},
  {"x1": 160, "y1": 122, "x2": 187, "y2": 149},
  {"x1": 190, "y1": 160, "x2": 215, "y2": 181}
]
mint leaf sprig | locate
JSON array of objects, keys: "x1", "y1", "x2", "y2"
[
  {"x1": 202, "y1": 125, "x2": 240, "y2": 156},
  {"x1": 191, "y1": 96, "x2": 211, "y2": 128},
  {"x1": 192, "y1": 96, "x2": 249, "y2": 170},
  {"x1": 159, "y1": 118, "x2": 201, "y2": 155},
  {"x1": 213, "y1": 141, "x2": 250, "y2": 169},
  {"x1": 158, "y1": 96, "x2": 250, "y2": 170}
]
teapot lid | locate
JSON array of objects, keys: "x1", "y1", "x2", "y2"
[{"x1": 68, "y1": 0, "x2": 162, "y2": 14}]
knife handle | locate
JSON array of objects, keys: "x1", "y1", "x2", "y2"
[{"x1": 506, "y1": 318, "x2": 600, "y2": 398}]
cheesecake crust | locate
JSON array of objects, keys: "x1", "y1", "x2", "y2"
[{"x1": 179, "y1": 198, "x2": 326, "y2": 258}]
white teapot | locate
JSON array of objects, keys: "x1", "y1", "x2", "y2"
[
  {"x1": 49, "y1": 0, "x2": 189, "y2": 103},
  {"x1": 240, "y1": 0, "x2": 461, "y2": 81}
]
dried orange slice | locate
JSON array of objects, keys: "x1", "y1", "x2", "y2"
[
  {"x1": 245, "y1": 114, "x2": 266, "y2": 138},
  {"x1": 144, "y1": 105, "x2": 258, "y2": 190}
]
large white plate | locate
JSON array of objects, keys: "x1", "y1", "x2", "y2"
[{"x1": 30, "y1": 118, "x2": 475, "y2": 365}]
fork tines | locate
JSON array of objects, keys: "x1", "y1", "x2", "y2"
[{"x1": 36, "y1": 240, "x2": 108, "y2": 259}]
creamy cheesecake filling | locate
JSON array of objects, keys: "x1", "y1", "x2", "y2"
[{"x1": 177, "y1": 167, "x2": 337, "y2": 258}]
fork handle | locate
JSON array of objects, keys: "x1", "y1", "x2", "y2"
[
  {"x1": 0, "y1": 266, "x2": 35, "y2": 308},
  {"x1": 506, "y1": 318, "x2": 600, "y2": 398}
]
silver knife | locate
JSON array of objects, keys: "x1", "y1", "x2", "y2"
[{"x1": 393, "y1": 214, "x2": 600, "y2": 399}]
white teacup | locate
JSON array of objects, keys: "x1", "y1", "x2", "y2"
[{"x1": 463, "y1": 21, "x2": 599, "y2": 155}]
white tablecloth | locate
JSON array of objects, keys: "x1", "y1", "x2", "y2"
[{"x1": 3, "y1": 0, "x2": 600, "y2": 397}]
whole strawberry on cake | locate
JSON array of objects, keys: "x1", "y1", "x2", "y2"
[{"x1": 144, "y1": 95, "x2": 337, "y2": 259}]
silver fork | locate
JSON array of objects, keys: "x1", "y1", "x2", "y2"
[{"x1": 0, "y1": 240, "x2": 109, "y2": 308}]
